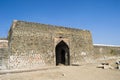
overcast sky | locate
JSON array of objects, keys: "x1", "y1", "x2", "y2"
[{"x1": 0, "y1": 0, "x2": 120, "y2": 45}]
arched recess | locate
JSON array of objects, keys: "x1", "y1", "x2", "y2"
[{"x1": 55, "y1": 40, "x2": 70, "y2": 66}]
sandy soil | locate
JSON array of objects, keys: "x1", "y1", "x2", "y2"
[{"x1": 0, "y1": 64, "x2": 120, "y2": 80}]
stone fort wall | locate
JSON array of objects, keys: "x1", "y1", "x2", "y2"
[
  {"x1": 8, "y1": 20, "x2": 93, "y2": 69},
  {"x1": 1, "y1": 20, "x2": 120, "y2": 69},
  {"x1": 93, "y1": 45, "x2": 120, "y2": 61},
  {"x1": 0, "y1": 40, "x2": 8, "y2": 70}
]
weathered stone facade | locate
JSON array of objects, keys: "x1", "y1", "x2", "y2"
[
  {"x1": 94, "y1": 44, "x2": 120, "y2": 59},
  {"x1": 94, "y1": 44, "x2": 120, "y2": 55},
  {"x1": 0, "y1": 20, "x2": 118, "y2": 70},
  {"x1": 0, "y1": 40, "x2": 8, "y2": 69},
  {"x1": 8, "y1": 20, "x2": 94, "y2": 69}
]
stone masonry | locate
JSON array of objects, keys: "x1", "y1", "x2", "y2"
[
  {"x1": 8, "y1": 20, "x2": 94, "y2": 69},
  {"x1": 1, "y1": 20, "x2": 120, "y2": 70},
  {"x1": 93, "y1": 44, "x2": 120, "y2": 61},
  {"x1": 0, "y1": 40, "x2": 8, "y2": 69}
]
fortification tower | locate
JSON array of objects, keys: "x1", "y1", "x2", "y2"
[{"x1": 8, "y1": 20, "x2": 93, "y2": 69}]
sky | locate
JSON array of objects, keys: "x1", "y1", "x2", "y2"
[{"x1": 0, "y1": 0, "x2": 120, "y2": 45}]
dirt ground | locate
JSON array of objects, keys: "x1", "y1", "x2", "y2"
[{"x1": 0, "y1": 64, "x2": 120, "y2": 80}]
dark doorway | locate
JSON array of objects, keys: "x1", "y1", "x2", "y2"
[{"x1": 55, "y1": 40, "x2": 70, "y2": 66}]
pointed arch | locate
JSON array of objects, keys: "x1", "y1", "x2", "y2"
[{"x1": 55, "y1": 40, "x2": 70, "y2": 66}]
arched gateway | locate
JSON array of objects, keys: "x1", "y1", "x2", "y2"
[
  {"x1": 55, "y1": 40, "x2": 70, "y2": 66},
  {"x1": 7, "y1": 20, "x2": 93, "y2": 69}
]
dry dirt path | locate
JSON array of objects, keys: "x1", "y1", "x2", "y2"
[{"x1": 0, "y1": 64, "x2": 120, "y2": 80}]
